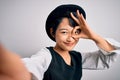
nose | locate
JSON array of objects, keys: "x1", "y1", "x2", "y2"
[{"x1": 66, "y1": 33, "x2": 74, "y2": 42}]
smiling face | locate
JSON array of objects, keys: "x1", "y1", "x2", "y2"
[{"x1": 54, "y1": 18, "x2": 79, "y2": 51}]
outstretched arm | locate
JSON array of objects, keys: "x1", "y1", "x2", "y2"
[{"x1": 0, "y1": 44, "x2": 31, "y2": 80}]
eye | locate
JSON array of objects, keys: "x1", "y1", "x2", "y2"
[
  {"x1": 75, "y1": 29, "x2": 81, "y2": 35},
  {"x1": 61, "y1": 31, "x2": 68, "y2": 34}
]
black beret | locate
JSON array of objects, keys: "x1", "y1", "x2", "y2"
[{"x1": 45, "y1": 4, "x2": 86, "y2": 41}]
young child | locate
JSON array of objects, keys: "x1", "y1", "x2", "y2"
[{"x1": 0, "y1": 4, "x2": 120, "y2": 80}]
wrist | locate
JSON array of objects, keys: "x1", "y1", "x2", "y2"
[{"x1": 91, "y1": 33, "x2": 101, "y2": 43}]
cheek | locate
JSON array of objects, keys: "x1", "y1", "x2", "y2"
[{"x1": 55, "y1": 34, "x2": 66, "y2": 42}]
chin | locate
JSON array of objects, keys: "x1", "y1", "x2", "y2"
[{"x1": 63, "y1": 46, "x2": 74, "y2": 51}]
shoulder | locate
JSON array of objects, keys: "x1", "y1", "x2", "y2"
[
  {"x1": 70, "y1": 50, "x2": 82, "y2": 58},
  {"x1": 22, "y1": 47, "x2": 52, "y2": 80},
  {"x1": 24, "y1": 47, "x2": 52, "y2": 68},
  {"x1": 32, "y1": 47, "x2": 52, "y2": 58},
  {"x1": 70, "y1": 50, "x2": 81, "y2": 54}
]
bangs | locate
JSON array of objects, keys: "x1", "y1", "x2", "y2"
[{"x1": 66, "y1": 11, "x2": 79, "y2": 27}]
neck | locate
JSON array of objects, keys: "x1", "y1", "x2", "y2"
[
  {"x1": 53, "y1": 46, "x2": 69, "y2": 55},
  {"x1": 53, "y1": 46, "x2": 71, "y2": 66}
]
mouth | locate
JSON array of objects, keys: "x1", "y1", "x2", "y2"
[{"x1": 64, "y1": 42, "x2": 75, "y2": 46}]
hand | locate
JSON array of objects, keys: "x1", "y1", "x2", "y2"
[
  {"x1": 0, "y1": 43, "x2": 4, "y2": 54},
  {"x1": 70, "y1": 10, "x2": 96, "y2": 40},
  {"x1": 0, "y1": 43, "x2": 31, "y2": 80}
]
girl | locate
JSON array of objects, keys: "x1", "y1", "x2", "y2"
[{"x1": 0, "y1": 4, "x2": 120, "y2": 80}]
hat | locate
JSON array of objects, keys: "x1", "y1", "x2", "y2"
[{"x1": 45, "y1": 4, "x2": 86, "y2": 41}]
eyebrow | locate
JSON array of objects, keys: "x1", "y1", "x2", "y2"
[{"x1": 59, "y1": 28, "x2": 68, "y2": 31}]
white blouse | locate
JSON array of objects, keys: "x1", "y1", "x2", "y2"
[{"x1": 22, "y1": 38, "x2": 120, "y2": 80}]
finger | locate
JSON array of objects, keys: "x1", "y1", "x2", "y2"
[
  {"x1": 76, "y1": 10, "x2": 83, "y2": 24},
  {"x1": 72, "y1": 26, "x2": 81, "y2": 39},
  {"x1": 72, "y1": 34, "x2": 80, "y2": 40},
  {"x1": 79, "y1": 11, "x2": 87, "y2": 24},
  {"x1": 70, "y1": 12, "x2": 79, "y2": 24},
  {"x1": 80, "y1": 13, "x2": 86, "y2": 25},
  {"x1": 72, "y1": 34, "x2": 81, "y2": 40},
  {"x1": 77, "y1": 11, "x2": 88, "y2": 31},
  {"x1": 77, "y1": 10, "x2": 81, "y2": 16}
]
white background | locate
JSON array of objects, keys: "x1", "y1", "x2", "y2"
[{"x1": 0, "y1": 0, "x2": 120, "y2": 80}]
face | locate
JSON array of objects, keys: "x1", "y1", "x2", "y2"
[{"x1": 54, "y1": 18, "x2": 79, "y2": 51}]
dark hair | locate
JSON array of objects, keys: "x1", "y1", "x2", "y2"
[{"x1": 46, "y1": 4, "x2": 86, "y2": 41}]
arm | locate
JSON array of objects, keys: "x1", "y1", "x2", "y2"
[
  {"x1": 89, "y1": 33, "x2": 115, "y2": 52},
  {"x1": 70, "y1": 10, "x2": 120, "y2": 69},
  {"x1": 81, "y1": 38, "x2": 120, "y2": 69},
  {"x1": 71, "y1": 10, "x2": 115, "y2": 53},
  {"x1": 22, "y1": 47, "x2": 52, "y2": 80},
  {"x1": 0, "y1": 44, "x2": 31, "y2": 80}
]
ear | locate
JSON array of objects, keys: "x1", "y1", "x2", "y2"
[{"x1": 50, "y1": 28, "x2": 55, "y2": 38}]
